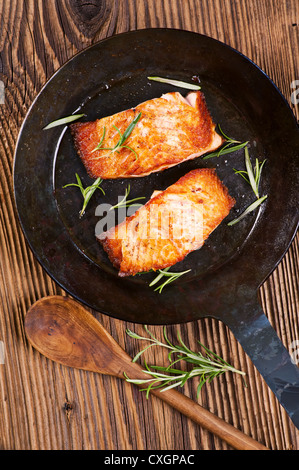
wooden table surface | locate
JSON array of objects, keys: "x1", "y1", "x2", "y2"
[{"x1": 0, "y1": 0, "x2": 298, "y2": 451}]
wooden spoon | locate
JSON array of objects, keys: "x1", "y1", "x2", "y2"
[{"x1": 24, "y1": 295, "x2": 268, "y2": 450}]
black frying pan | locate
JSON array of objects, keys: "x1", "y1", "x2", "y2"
[{"x1": 13, "y1": 29, "x2": 299, "y2": 428}]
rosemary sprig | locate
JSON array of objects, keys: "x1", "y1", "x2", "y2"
[
  {"x1": 109, "y1": 184, "x2": 146, "y2": 211},
  {"x1": 148, "y1": 76, "x2": 201, "y2": 90},
  {"x1": 125, "y1": 326, "x2": 245, "y2": 399},
  {"x1": 203, "y1": 125, "x2": 248, "y2": 160},
  {"x1": 228, "y1": 195, "x2": 268, "y2": 226},
  {"x1": 43, "y1": 113, "x2": 85, "y2": 130},
  {"x1": 92, "y1": 112, "x2": 142, "y2": 158},
  {"x1": 91, "y1": 126, "x2": 106, "y2": 153},
  {"x1": 228, "y1": 146, "x2": 267, "y2": 226},
  {"x1": 149, "y1": 267, "x2": 191, "y2": 293},
  {"x1": 63, "y1": 173, "x2": 105, "y2": 217}
]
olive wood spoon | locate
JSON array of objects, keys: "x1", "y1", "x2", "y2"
[{"x1": 25, "y1": 295, "x2": 268, "y2": 451}]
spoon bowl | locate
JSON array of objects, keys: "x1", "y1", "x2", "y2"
[{"x1": 25, "y1": 295, "x2": 139, "y2": 379}]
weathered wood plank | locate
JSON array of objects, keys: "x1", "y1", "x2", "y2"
[{"x1": 0, "y1": 0, "x2": 298, "y2": 450}]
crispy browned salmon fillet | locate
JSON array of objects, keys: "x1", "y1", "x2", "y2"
[
  {"x1": 98, "y1": 168, "x2": 235, "y2": 277},
  {"x1": 70, "y1": 91, "x2": 223, "y2": 179}
]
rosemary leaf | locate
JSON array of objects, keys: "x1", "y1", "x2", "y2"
[
  {"x1": 148, "y1": 76, "x2": 201, "y2": 90},
  {"x1": 202, "y1": 140, "x2": 248, "y2": 159},
  {"x1": 227, "y1": 195, "x2": 268, "y2": 226},
  {"x1": 125, "y1": 326, "x2": 245, "y2": 398},
  {"x1": 92, "y1": 112, "x2": 142, "y2": 158},
  {"x1": 203, "y1": 124, "x2": 248, "y2": 160},
  {"x1": 244, "y1": 146, "x2": 259, "y2": 198},
  {"x1": 63, "y1": 174, "x2": 105, "y2": 217},
  {"x1": 149, "y1": 268, "x2": 191, "y2": 293},
  {"x1": 232, "y1": 169, "x2": 250, "y2": 184},
  {"x1": 148, "y1": 267, "x2": 170, "y2": 287},
  {"x1": 120, "y1": 112, "x2": 142, "y2": 142},
  {"x1": 43, "y1": 113, "x2": 85, "y2": 130},
  {"x1": 233, "y1": 147, "x2": 267, "y2": 199},
  {"x1": 255, "y1": 158, "x2": 267, "y2": 189},
  {"x1": 228, "y1": 147, "x2": 267, "y2": 226},
  {"x1": 109, "y1": 184, "x2": 145, "y2": 211},
  {"x1": 91, "y1": 127, "x2": 107, "y2": 153}
]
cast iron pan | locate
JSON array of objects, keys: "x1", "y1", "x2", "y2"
[{"x1": 13, "y1": 29, "x2": 299, "y2": 428}]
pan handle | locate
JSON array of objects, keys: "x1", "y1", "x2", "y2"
[{"x1": 225, "y1": 292, "x2": 299, "y2": 430}]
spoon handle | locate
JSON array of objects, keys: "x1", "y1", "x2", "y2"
[
  {"x1": 149, "y1": 386, "x2": 267, "y2": 450},
  {"x1": 122, "y1": 359, "x2": 268, "y2": 450}
]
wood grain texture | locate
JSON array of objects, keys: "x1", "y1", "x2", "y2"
[{"x1": 0, "y1": 0, "x2": 298, "y2": 450}]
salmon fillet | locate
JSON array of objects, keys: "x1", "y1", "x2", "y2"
[
  {"x1": 98, "y1": 168, "x2": 235, "y2": 277},
  {"x1": 70, "y1": 91, "x2": 223, "y2": 179}
]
